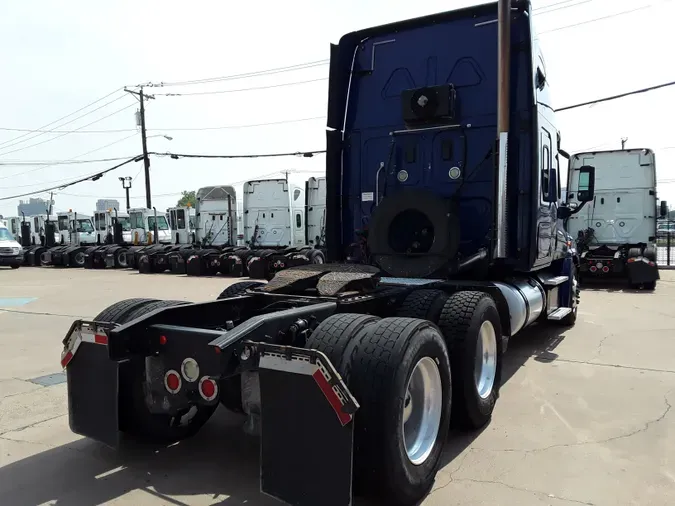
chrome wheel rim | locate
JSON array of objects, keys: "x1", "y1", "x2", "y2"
[
  {"x1": 403, "y1": 356, "x2": 443, "y2": 466},
  {"x1": 118, "y1": 252, "x2": 128, "y2": 267},
  {"x1": 474, "y1": 321, "x2": 497, "y2": 399}
]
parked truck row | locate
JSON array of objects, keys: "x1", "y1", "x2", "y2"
[{"x1": 5, "y1": 177, "x2": 328, "y2": 279}]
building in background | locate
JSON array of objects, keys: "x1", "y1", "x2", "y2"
[
  {"x1": 96, "y1": 199, "x2": 121, "y2": 212},
  {"x1": 17, "y1": 197, "x2": 53, "y2": 216}
]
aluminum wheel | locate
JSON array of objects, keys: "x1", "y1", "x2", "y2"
[
  {"x1": 117, "y1": 251, "x2": 128, "y2": 268},
  {"x1": 474, "y1": 320, "x2": 497, "y2": 399},
  {"x1": 403, "y1": 356, "x2": 443, "y2": 465}
]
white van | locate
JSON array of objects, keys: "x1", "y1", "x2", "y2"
[{"x1": 0, "y1": 224, "x2": 23, "y2": 269}]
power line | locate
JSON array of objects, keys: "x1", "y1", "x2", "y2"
[
  {"x1": 154, "y1": 77, "x2": 328, "y2": 97},
  {"x1": 153, "y1": 116, "x2": 325, "y2": 132},
  {"x1": 144, "y1": 59, "x2": 329, "y2": 88},
  {"x1": 539, "y1": 4, "x2": 659, "y2": 34},
  {"x1": 0, "y1": 94, "x2": 128, "y2": 151},
  {"x1": 0, "y1": 88, "x2": 122, "y2": 149},
  {"x1": 0, "y1": 156, "x2": 143, "y2": 201},
  {"x1": 555, "y1": 79, "x2": 675, "y2": 112},
  {"x1": 0, "y1": 115, "x2": 325, "y2": 135},
  {"x1": 150, "y1": 149, "x2": 326, "y2": 160},
  {"x1": 0, "y1": 156, "x2": 136, "y2": 166},
  {"x1": 0, "y1": 101, "x2": 137, "y2": 157},
  {"x1": 0, "y1": 133, "x2": 139, "y2": 183},
  {"x1": 0, "y1": 126, "x2": 137, "y2": 134},
  {"x1": 534, "y1": 0, "x2": 593, "y2": 14}
]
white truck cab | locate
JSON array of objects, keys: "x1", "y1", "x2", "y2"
[
  {"x1": 0, "y1": 223, "x2": 23, "y2": 268},
  {"x1": 93, "y1": 210, "x2": 131, "y2": 244},
  {"x1": 195, "y1": 185, "x2": 237, "y2": 247},
  {"x1": 56, "y1": 211, "x2": 96, "y2": 245},
  {"x1": 128, "y1": 208, "x2": 172, "y2": 245},
  {"x1": 166, "y1": 206, "x2": 197, "y2": 245},
  {"x1": 306, "y1": 177, "x2": 327, "y2": 248},
  {"x1": 567, "y1": 148, "x2": 662, "y2": 288},
  {"x1": 243, "y1": 179, "x2": 306, "y2": 248}
]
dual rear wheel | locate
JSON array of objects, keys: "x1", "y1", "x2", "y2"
[{"x1": 306, "y1": 289, "x2": 503, "y2": 504}]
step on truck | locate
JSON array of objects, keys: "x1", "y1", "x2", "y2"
[
  {"x1": 567, "y1": 148, "x2": 665, "y2": 289},
  {"x1": 60, "y1": 3, "x2": 595, "y2": 505}
]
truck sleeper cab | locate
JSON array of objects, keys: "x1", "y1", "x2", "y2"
[
  {"x1": 567, "y1": 148, "x2": 662, "y2": 289},
  {"x1": 61, "y1": 3, "x2": 594, "y2": 505}
]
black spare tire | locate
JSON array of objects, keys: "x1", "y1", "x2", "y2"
[{"x1": 367, "y1": 189, "x2": 459, "y2": 278}]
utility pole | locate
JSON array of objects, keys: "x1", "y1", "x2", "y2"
[
  {"x1": 119, "y1": 176, "x2": 132, "y2": 211},
  {"x1": 48, "y1": 191, "x2": 53, "y2": 215},
  {"x1": 124, "y1": 87, "x2": 154, "y2": 209},
  {"x1": 621, "y1": 137, "x2": 628, "y2": 149}
]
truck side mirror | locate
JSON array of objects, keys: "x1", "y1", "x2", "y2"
[
  {"x1": 576, "y1": 165, "x2": 595, "y2": 203},
  {"x1": 660, "y1": 200, "x2": 668, "y2": 218}
]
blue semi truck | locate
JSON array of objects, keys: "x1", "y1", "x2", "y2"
[{"x1": 60, "y1": 2, "x2": 595, "y2": 505}]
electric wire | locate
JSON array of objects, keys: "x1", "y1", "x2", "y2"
[
  {"x1": 0, "y1": 88, "x2": 122, "y2": 148},
  {"x1": 0, "y1": 101, "x2": 137, "y2": 157}
]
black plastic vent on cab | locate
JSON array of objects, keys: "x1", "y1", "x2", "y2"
[{"x1": 401, "y1": 84, "x2": 456, "y2": 126}]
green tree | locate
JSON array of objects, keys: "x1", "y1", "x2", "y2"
[{"x1": 177, "y1": 190, "x2": 196, "y2": 208}]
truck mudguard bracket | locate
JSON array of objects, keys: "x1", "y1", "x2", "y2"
[{"x1": 255, "y1": 342, "x2": 357, "y2": 506}]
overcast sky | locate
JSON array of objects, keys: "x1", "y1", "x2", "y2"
[{"x1": 0, "y1": 0, "x2": 673, "y2": 217}]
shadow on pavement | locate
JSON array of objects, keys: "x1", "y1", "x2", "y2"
[
  {"x1": 0, "y1": 323, "x2": 572, "y2": 506},
  {"x1": 439, "y1": 320, "x2": 570, "y2": 469}
]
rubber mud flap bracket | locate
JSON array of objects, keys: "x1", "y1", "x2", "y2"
[{"x1": 257, "y1": 343, "x2": 358, "y2": 506}]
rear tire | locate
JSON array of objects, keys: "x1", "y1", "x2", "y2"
[
  {"x1": 347, "y1": 317, "x2": 451, "y2": 505},
  {"x1": 217, "y1": 280, "x2": 265, "y2": 299},
  {"x1": 644, "y1": 280, "x2": 657, "y2": 291},
  {"x1": 94, "y1": 298, "x2": 158, "y2": 323},
  {"x1": 396, "y1": 289, "x2": 448, "y2": 322},
  {"x1": 10, "y1": 265, "x2": 20, "y2": 269},
  {"x1": 305, "y1": 313, "x2": 381, "y2": 383},
  {"x1": 438, "y1": 291, "x2": 502, "y2": 430}
]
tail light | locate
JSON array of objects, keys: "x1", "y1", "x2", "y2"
[
  {"x1": 590, "y1": 266, "x2": 598, "y2": 273},
  {"x1": 199, "y1": 377, "x2": 218, "y2": 401},
  {"x1": 602, "y1": 266, "x2": 610, "y2": 273},
  {"x1": 164, "y1": 370, "x2": 182, "y2": 394}
]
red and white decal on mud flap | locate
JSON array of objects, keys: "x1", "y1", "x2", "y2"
[
  {"x1": 60, "y1": 322, "x2": 108, "y2": 368},
  {"x1": 258, "y1": 352, "x2": 355, "y2": 426}
]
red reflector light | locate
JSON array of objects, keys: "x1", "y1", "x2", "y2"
[
  {"x1": 159, "y1": 335, "x2": 167, "y2": 345},
  {"x1": 199, "y1": 377, "x2": 218, "y2": 401},
  {"x1": 61, "y1": 351, "x2": 73, "y2": 368},
  {"x1": 94, "y1": 334, "x2": 108, "y2": 345},
  {"x1": 165, "y1": 370, "x2": 182, "y2": 394}
]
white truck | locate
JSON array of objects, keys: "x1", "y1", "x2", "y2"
[
  {"x1": 567, "y1": 148, "x2": 665, "y2": 289},
  {"x1": 243, "y1": 178, "x2": 307, "y2": 248},
  {"x1": 306, "y1": 176, "x2": 327, "y2": 250},
  {"x1": 40, "y1": 211, "x2": 97, "y2": 267}
]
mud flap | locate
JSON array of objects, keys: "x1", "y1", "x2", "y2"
[
  {"x1": 257, "y1": 345, "x2": 358, "y2": 506},
  {"x1": 626, "y1": 258, "x2": 660, "y2": 284},
  {"x1": 66, "y1": 342, "x2": 120, "y2": 447}
]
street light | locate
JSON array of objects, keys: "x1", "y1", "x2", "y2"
[{"x1": 147, "y1": 134, "x2": 173, "y2": 141}]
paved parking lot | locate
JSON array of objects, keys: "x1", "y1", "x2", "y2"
[{"x1": 1, "y1": 267, "x2": 675, "y2": 505}]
